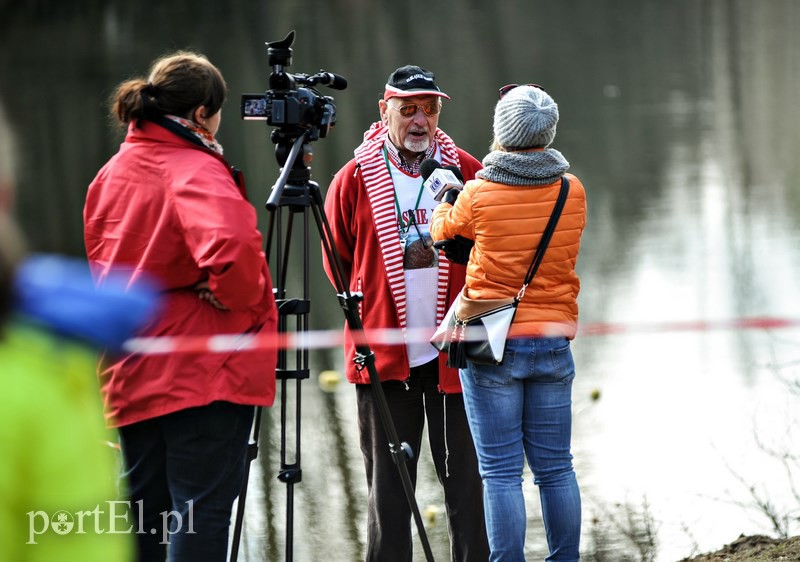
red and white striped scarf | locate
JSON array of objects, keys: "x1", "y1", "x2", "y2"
[{"x1": 354, "y1": 122, "x2": 461, "y2": 330}]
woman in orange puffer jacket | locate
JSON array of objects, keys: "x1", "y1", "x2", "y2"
[{"x1": 430, "y1": 84, "x2": 586, "y2": 562}]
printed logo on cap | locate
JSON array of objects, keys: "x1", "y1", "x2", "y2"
[{"x1": 406, "y1": 74, "x2": 432, "y2": 84}]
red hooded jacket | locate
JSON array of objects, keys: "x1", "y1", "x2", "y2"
[{"x1": 84, "y1": 120, "x2": 277, "y2": 427}]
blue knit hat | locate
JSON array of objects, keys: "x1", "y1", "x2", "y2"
[{"x1": 493, "y1": 85, "x2": 558, "y2": 150}]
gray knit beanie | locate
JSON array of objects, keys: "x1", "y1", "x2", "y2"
[{"x1": 493, "y1": 85, "x2": 558, "y2": 150}]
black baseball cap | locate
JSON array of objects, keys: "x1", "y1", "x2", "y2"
[{"x1": 383, "y1": 65, "x2": 450, "y2": 100}]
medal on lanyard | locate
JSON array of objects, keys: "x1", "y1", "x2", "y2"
[{"x1": 384, "y1": 147, "x2": 426, "y2": 255}]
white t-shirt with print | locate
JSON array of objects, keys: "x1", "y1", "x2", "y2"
[{"x1": 388, "y1": 155, "x2": 441, "y2": 368}]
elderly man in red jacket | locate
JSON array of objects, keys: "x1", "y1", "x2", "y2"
[{"x1": 322, "y1": 65, "x2": 489, "y2": 562}]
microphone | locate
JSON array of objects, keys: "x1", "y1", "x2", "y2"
[
  {"x1": 421, "y1": 159, "x2": 464, "y2": 201},
  {"x1": 310, "y1": 71, "x2": 348, "y2": 90},
  {"x1": 420, "y1": 158, "x2": 441, "y2": 180}
]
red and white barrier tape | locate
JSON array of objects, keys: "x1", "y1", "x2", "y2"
[
  {"x1": 579, "y1": 316, "x2": 800, "y2": 336},
  {"x1": 122, "y1": 317, "x2": 800, "y2": 355}
]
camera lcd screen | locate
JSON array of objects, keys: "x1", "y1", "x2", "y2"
[{"x1": 241, "y1": 94, "x2": 269, "y2": 120}]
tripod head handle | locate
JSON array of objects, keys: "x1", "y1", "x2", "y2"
[{"x1": 266, "y1": 131, "x2": 309, "y2": 210}]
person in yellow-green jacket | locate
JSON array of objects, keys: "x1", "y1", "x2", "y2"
[{"x1": 0, "y1": 100, "x2": 159, "y2": 561}]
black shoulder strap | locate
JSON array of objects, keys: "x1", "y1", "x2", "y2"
[{"x1": 522, "y1": 176, "x2": 570, "y2": 288}]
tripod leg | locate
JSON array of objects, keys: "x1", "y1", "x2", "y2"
[
  {"x1": 310, "y1": 186, "x2": 435, "y2": 562},
  {"x1": 229, "y1": 407, "x2": 263, "y2": 562},
  {"x1": 230, "y1": 201, "x2": 311, "y2": 562},
  {"x1": 272, "y1": 207, "x2": 311, "y2": 562},
  {"x1": 353, "y1": 352, "x2": 435, "y2": 561}
]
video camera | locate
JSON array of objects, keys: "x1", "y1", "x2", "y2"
[{"x1": 241, "y1": 30, "x2": 346, "y2": 142}]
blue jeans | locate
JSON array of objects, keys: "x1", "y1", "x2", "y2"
[
  {"x1": 460, "y1": 337, "x2": 581, "y2": 562},
  {"x1": 118, "y1": 401, "x2": 255, "y2": 562}
]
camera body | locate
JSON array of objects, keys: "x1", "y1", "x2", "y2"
[
  {"x1": 241, "y1": 88, "x2": 336, "y2": 140},
  {"x1": 241, "y1": 31, "x2": 341, "y2": 141}
]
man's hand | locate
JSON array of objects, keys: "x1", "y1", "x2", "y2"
[{"x1": 433, "y1": 235, "x2": 474, "y2": 265}]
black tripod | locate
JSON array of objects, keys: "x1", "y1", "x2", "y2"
[{"x1": 229, "y1": 130, "x2": 435, "y2": 562}]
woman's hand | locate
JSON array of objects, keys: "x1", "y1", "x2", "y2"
[
  {"x1": 194, "y1": 281, "x2": 229, "y2": 310},
  {"x1": 432, "y1": 235, "x2": 474, "y2": 265}
]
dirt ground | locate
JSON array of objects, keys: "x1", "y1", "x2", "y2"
[{"x1": 677, "y1": 534, "x2": 800, "y2": 561}]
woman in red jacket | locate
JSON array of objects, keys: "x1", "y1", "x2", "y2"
[
  {"x1": 84, "y1": 52, "x2": 277, "y2": 562},
  {"x1": 431, "y1": 84, "x2": 586, "y2": 561}
]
